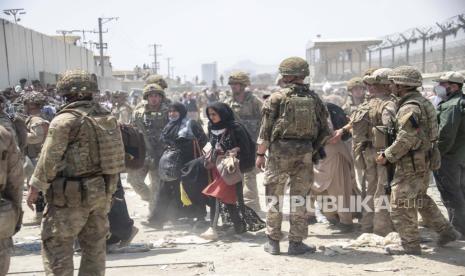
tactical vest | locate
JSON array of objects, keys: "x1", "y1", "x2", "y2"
[
  {"x1": 133, "y1": 104, "x2": 169, "y2": 159},
  {"x1": 399, "y1": 94, "x2": 438, "y2": 152},
  {"x1": 58, "y1": 104, "x2": 126, "y2": 177},
  {"x1": 227, "y1": 94, "x2": 261, "y2": 139},
  {"x1": 271, "y1": 86, "x2": 319, "y2": 141},
  {"x1": 368, "y1": 97, "x2": 394, "y2": 149},
  {"x1": 350, "y1": 101, "x2": 371, "y2": 144}
]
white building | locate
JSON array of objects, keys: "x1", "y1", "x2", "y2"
[{"x1": 201, "y1": 62, "x2": 218, "y2": 86}]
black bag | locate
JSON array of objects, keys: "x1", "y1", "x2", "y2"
[
  {"x1": 120, "y1": 124, "x2": 146, "y2": 170},
  {"x1": 180, "y1": 157, "x2": 209, "y2": 205},
  {"x1": 158, "y1": 148, "x2": 182, "y2": 181}
]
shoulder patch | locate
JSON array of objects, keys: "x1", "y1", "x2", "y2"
[{"x1": 399, "y1": 111, "x2": 414, "y2": 126}]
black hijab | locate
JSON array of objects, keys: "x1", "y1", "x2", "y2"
[
  {"x1": 206, "y1": 102, "x2": 235, "y2": 131},
  {"x1": 161, "y1": 102, "x2": 187, "y2": 143}
]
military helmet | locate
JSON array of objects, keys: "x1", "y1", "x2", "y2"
[
  {"x1": 143, "y1": 84, "x2": 165, "y2": 99},
  {"x1": 278, "y1": 57, "x2": 310, "y2": 77},
  {"x1": 145, "y1": 74, "x2": 168, "y2": 89},
  {"x1": 347, "y1": 77, "x2": 364, "y2": 91},
  {"x1": 22, "y1": 91, "x2": 47, "y2": 107},
  {"x1": 388, "y1": 66, "x2": 422, "y2": 87},
  {"x1": 56, "y1": 69, "x2": 99, "y2": 95},
  {"x1": 228, "y1": 71, "x2": 251, "y2": 86},
  {"x1": 363, "y1": 68, "x2": 393, "y2": 85}
]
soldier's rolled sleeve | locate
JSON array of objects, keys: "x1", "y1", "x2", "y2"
[
  {"x1": 384, "y1": 105, "x2": 421, "y2": 163},
  {"x1": 437, "y1": 104, "x2": 461, "y2": 155},
  {"x1": 31, "y1": 114, "x2": 74, "y2": 191},
  {"x1": 257, "y1": 97, "x2": 278, "y2": 147}
]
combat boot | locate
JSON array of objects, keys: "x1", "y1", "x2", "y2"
[
  {"x1": 437, "y1": 228, "x2": 461, "y2": 247},
  {"x1": 264, "y1": 236, "x2": 280, "y2": 255},
  {"x1": 288, "y1": 241, "x2": 316, "y2": 255},
  {"x1": 385, "y1": 245, "x2": 421, "y2": 255}
]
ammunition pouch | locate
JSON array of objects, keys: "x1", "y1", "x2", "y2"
[
  {"x1": 372, "y1": 126, "x2": 387, "y2": 149},
  {"x1": 46, "y1": 175, "x2": 106, "y2": 208}
]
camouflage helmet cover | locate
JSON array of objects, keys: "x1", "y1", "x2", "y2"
[
  {"x1": 56, "y1": 69, "x2": 99, "y2": 95},
  {"x1": 363, "y1": 68, "x2": 393, "y2": 85},
  {"x1": 145, "y1": 74, "x2": 168, "y2": 89},
  {"x1": 143, "y1": 84, "x2": 165, "y2": 99},
  {"x1": 388, "y1": 66, "x2": 422, "y2": 87},
  {"x1": 433, "y1": 71, "x2": 465, "y2": 84},
  {"x1": 347, "y1": 77, "x2": 364, "y2": 91},
  {"x1": 279, "y1": 57, "x2": 310, "y2": 77},
  {"x1": 22, "y1": 91, "x2": 47, "y2": 106},
  {"x1": 228, "y1": 71, "x2": 251, "y2": 86}
]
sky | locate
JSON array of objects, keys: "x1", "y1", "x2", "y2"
[{"x1": 1, "y1": 0, "x2": 464, "y2": 79}]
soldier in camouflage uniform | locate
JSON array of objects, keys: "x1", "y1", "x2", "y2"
[
  {"x1": 129, "y1": 84, "x2": 169, "y2": 225},
  {"x1": 375, "y1": 66, "x2": 461, "y2": 255},
  {"x1": 342, "y1": 77, "x2": 365, "y2": 115},
  {"x1": 256, "y1": 57, "x2": 330, "y2": 255},
  {"x1": 26, "y1": 70, "x2": 126, "y2": 275},
  {"x1": 0, "y1": 122, "x2": 24, "y2": 276},
  {"x1": 224, "y1": 71, "x2": 263, "y2": 212},
  {"x1": 359, "y1": 68, "x2": 396, "y2": 235},
  {"x1": 22, "y1": 91, "x2": 50, "y2": 225},
  {"x1": 111, "y1": 90, "x2": 133, "y2": 124}
]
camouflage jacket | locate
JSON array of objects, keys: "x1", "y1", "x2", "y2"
[
  {"x1": 257, "y1": 84, "x2": 330, "y2": 150},
  {"x1": 385, "y1": 91, "x2": 437, "y2": 167},
  {"x1": 25, "y1": 115, "x2": 49, "y2": 159},
  {"x1": 132, "y1": 103, "x2": 169, "y2": 160},
  {"x1": 31, "y1": 101, "x2": 118, "y2": 191},
  {"x1": 224, "y1": 92, "x2": 263, "y2": 140},
  {"x1": 0, "y1": 125, "x2": 24, "y2": 215}
]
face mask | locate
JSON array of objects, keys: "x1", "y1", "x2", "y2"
[
  {"x1": 434, "y1": 85, "x2": 447, "y2": 99},
  {"x1": 169, "y1": 114, "x2": 180, "y2": 122}
]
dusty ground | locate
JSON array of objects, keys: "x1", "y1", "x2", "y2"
[{"x1": 8, "y1": 172, "x2": 465, "y2": 276}]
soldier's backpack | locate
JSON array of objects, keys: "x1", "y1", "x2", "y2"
[
  {"x1": 120, "y1": 124, "x2": 146, "y2": 170},
  {"x1": 272, "y1": 86, "x2": 318, "y2": 141}
]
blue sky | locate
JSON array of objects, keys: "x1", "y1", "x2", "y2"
[{"x1": 1, "y1": 0, "x2": 464, "y2": 79}]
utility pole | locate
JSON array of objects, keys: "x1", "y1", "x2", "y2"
[
  {"x1": 3, "y1": 8, "x2": 26, "y2": 23},
  {"x1": 97, "y1": 17, "x2": 118, "y2": 77},
  {"x1": 166, "y1": 57, "x2": 172, "y2": 79},
  {"x1": 56, "y1": 30, "x2": 75, "y2": 68},
  {"x1": 149, "y1": 43, "x2": 162, "y2": 74}
]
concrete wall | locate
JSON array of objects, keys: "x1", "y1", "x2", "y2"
[{"x1": 0, "y1": 19, "x2": 120, "y2": 91}]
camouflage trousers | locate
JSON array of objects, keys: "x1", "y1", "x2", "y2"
[
  {"x1": 0, "y1": 239, "x2": 12, "y2": 276},
  {"x1": 127, "y1": 163, "x2": 160, "y2": 219},
  {"x1": 390, "y1": 158, "x2": 450, "y2": 251},
  {"x1": 41, "y1": 199, "x2": 110, "y2": 276},
  {"x1": 264, "y1": 141, "x2": 313, "y2": 242},
  {"x1": 360, "y1": 146, "x2": 394, "y2": 235},
  {"x1": 243, "y1": 168, "x2": 260, "y2": 212},
  {"x1": 352, "y1": 142, "x2": 366, "y2": 198}
]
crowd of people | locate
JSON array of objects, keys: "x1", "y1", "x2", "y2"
[{"x1": 0, "y1": 57, "x2": 464, "y2": 275}]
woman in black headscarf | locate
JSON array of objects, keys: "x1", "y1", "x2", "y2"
[
  {"x1": 200, "y1": 102, "x2": 264, "y2": 240},
  {"x1": 150, "y1": 102, "x2": 208, "y2": 228}
]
